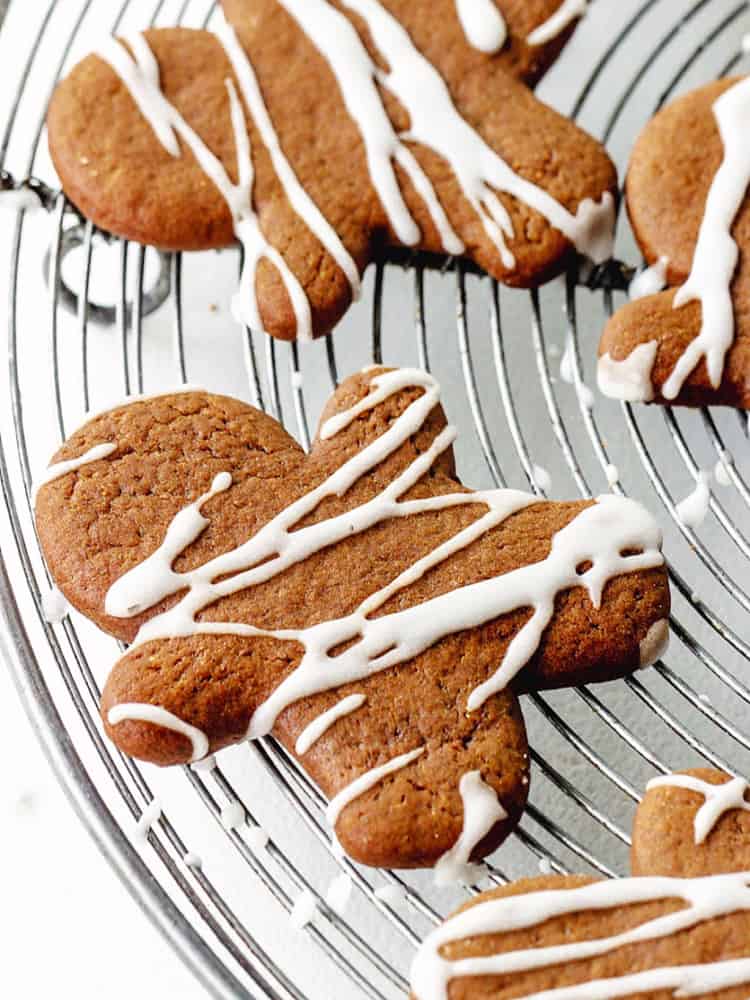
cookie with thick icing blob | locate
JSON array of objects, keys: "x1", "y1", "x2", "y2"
[
  {"x1": 47, "y1": 0, "x2": 616, "y2": 341},
  {"x1": 411, "y1": 768, "x2": 750, "y2": 998},
  {"x1": 598, "y1": 77, "x2": 750, "y2": 409},
  {"x1": 34, "y1": 368, "x2": 668, "y2": 869}
]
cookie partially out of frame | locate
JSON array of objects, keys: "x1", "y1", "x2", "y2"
[
  {"x1": 599, "y1": 77, "x2": 750, "y2": 408},
  {"x1": 34, "y1": 368, "x2": 668, "y2": 869},
  {"x1": 411, "y1": 769, "x2": 750, "y2": 999},
  {"x1": 47, "y1": 0, "x2": 617, "y2": 342}
]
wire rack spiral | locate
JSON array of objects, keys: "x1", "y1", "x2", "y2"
[{"x1": 2, "y1": 1, "x2": 750, "y2": 997}]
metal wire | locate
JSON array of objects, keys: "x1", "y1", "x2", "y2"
[{"x1": 2, "y1": 2, "x2": 750, "y2": 998}]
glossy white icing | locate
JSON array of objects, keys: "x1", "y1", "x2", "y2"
[
  {"x1": 374, "y1": 884, "x2": 406, "y2": 905},
  {"x1": 0, "y1": 187, "x2": 43, "y2": 213},
  {"x1": 220, "y1": 800, "x2": 245, "y2": 831},
  {"x1": 41, "y1": 586, "x2": 70, "y2": 624},
  {"x1": 295, "y1": 693, "x2": 367, "y2": 755},
  {"x1": 325, "y1": 747, "x2": 425, "y2": 828},
  {"x1": 527, "y1": 0, "x2": 588, "y2": 46},
  {"x1": 289, "y1": 888, "x2": 317, "y2": 929},
  {"x1": 135, "y1": 797, "x2": 162, "y2": 841},
  {"x1": 434, "y1": 771, "x2": 507, "y2": 886},
  {"x1": 34, "y1": 442, "x2": 117, "y2": 502},
  {"x1": 715, "y1": 453, "x2": 733, "y2": 486},
  {"x1": 647, "y1": 772, "x2": 750, "y2": 844},
  {"x1": 280, "y1": 0, "x2": 614, "y2": 268},
  {"x1": 107, "y1": 702, "x2": 210, "y2": 762},
  {"x1": 532, "y1": 464, "x2": 552, "y2": 494},
  {"x1": 454, "y1": 0, "x2": 507, "y2": 54},
  {"x1": 597, "y1": 342, "x2": 658, "y2": 403},
  {"x1": 628, "y1": 255, "x2": 669, "y2": 300},
  {"x1": 638, "y1": 618, "x2": 669, "y2": 668},
  {"x1": 96, "y1": 35, "x2": 314, "y2": 339},
  {"x1": 325, "y1": 873, "x2": 353, "y2": 915},
  {"x1": 675, "y1": 470, "x2": 711, "y2": 529},
  {"x1": 665, "y1": 76, "x2": 750, "y2": 399},
  {"x1": 410, "y1": 871, "x2": 750, "y2": 1000}
]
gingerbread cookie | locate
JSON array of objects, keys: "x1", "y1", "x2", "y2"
[
  {"x1": 633, "y1": 768, "x2": 750, "y2": 877},
  {"x1": 34, "y1": 368, "x2": 668, "y2": 869},
  {"x1": 411, "y1": 768, "x2": 750, "y2": 999},
  {"x1": 47, "y1": 0, "x2": 616, "y2": 342},
  {"x1": 598, "y1": 77, "x2": 750, "y2": 409}
]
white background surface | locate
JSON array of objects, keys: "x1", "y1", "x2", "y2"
[{"x1": 0, "y1": 665, "x2": 207, "y2": 998}]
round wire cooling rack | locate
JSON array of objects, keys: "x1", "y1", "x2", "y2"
[{"x1": 3, "y1": 1, "x2": 750, "y2": 997}]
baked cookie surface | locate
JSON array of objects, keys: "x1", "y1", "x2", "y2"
[
  {"x1": 34, "y1": 368, "x2": 669, "y2": 869},
  {"x1": 411, "y1": 769, "x2": 750, "y2": 999},
  {"x1": 598, "y1": 77, "x2": 750, "y2": 409},
  {"x1": 47, "y1": 0, "x2": 617, "y2": 341}
]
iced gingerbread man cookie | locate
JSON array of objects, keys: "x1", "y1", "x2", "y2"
[
  {"x1": 599, "y1": 77, "x2": 750, "y2": 409},
  {"x1": 34, "y1": 368, "x2": 668, "y2": 870},
  {"x1": 411, "y1": 767, "x2": 750, "y2": 998},
  {"x1": 47, "y1": 0, "x2": 615, "y2": 341}
]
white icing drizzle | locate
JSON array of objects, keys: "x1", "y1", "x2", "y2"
[
  {"x1": 42, "y1": 586, "x2": 70, "y2": 624},
  {"x1": 107, "y1": 703, "x2": 209, "y2": 762},
  {"x1": 275, "y1": 0, "x2": 463, "y2": 256},
  {"x1": 215, "y1": 17, "x2": 362, "y2": 302},
  {"x1": 638, "y1": 618, "x2": 669, "y2": 668},
  {"x1": 532, "y1": 464, "x2": 552, "y2": 494},
  {"x1": 34, "y1": 442, "x2": 117, "y2": 502},
  {"x1": 560, "y1": 334, "x2": 575, "y2": 385},
  {"x1": 280, "y1": 0, "x2": 614, "y2": 268},
  {"x1": 295, "y1": 693, "x2": 367, "y2": 755},
  {"x1": 675, "y1": 470, "x2": 711, "y2": 529},
  {"x1": 628, "y1": 255, "x2": 669, "y2": 301},
  {"x1": 135, "y1": 797, "x2": 162, "y2": 841},
  {"x1": 247, "y1": 826, "x2": 269, "y2": 852},
  {"x1": 101, "y1": 369, "x2": 662, "y2": 829},
  {"x1": 220, "y1": 800, "x2": 245, "y2": 831},
  {"x1": 374, "y1": 884, "x2": 406, "y2": 905},
  {"x1": 647, "y1": 773, "x2": 750, "y2": 845},
  {"x1": 410, "y1": 871, "x2": 750, "y2": 1000},
  {"x1": 325, "y1": 873, "x2": 353, "y2": 915},
  {"x1": 184, "y1": 851, "x2": 203, "y2": 868},
  {"x1": 325, "y1": 747, "x2": 425, "y2": 828},
  {"x1": 715, "y1": 453, "x2": 733, "y2": 486},
  {"x1": 96, "y1": 35, "x2": 314, "y2": 340},
  {"x1": 604, "y1": 464, "x2": 619, "y2": 488},
  {"x1": 527, "y1": 0, "x2": 588, "y2": 47},
  {"x1": 190, "y1": 753, "x2": 216, "y2": 773},
  {"x1": 665, "y1": 77, "x2": 750, "y2": 399},
  {"x1": 290, "y1": 888, "x2": 317, "y2": 929},
  {"x1": 743, "y1": 34, "x2": 750, "y2": 56},
  {"x1": 0, "y1": 187, "x2": 44, "y2": 213},
  {"x1": 434, "y1": 771, "x2": 507, "y2": 886},
  {"x1": 454, "y1": 0, "x2": 507, "y2": 54},
  {"x1": 597, "y1": 342, "x2": 658, "y2": 403}
]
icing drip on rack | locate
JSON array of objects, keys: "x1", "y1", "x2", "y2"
[
  {"x1": 101, "y1": 369, "x2": 662, "y2": 803},
  {"x1": 96, "y1": 34, "x2": 315, "y2": 339},
  {"x1": 675, "y1": 470, "x2": 711, "y2": 529},
  {"x1": 410, "y1": 871, "x2": 750, "y2": 1000},
  {"x1": 647, "y1": 773, "x2": 750, "y2": 844},
  {"x1": 454, "y1": 0, "x2": 507, "y2": 54},
  {"x1": 279, "y1": 0, "x2": 615, "y2": 268},
  {"x1": 434, "y1": 771, "x2": 507, "y2": 886},
  {"x1": 527, "y1": 0, "x2": 588, "y2": 46},
  {"x1": 664, "y1": 76, "x2": 750, "y2": 399}
]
